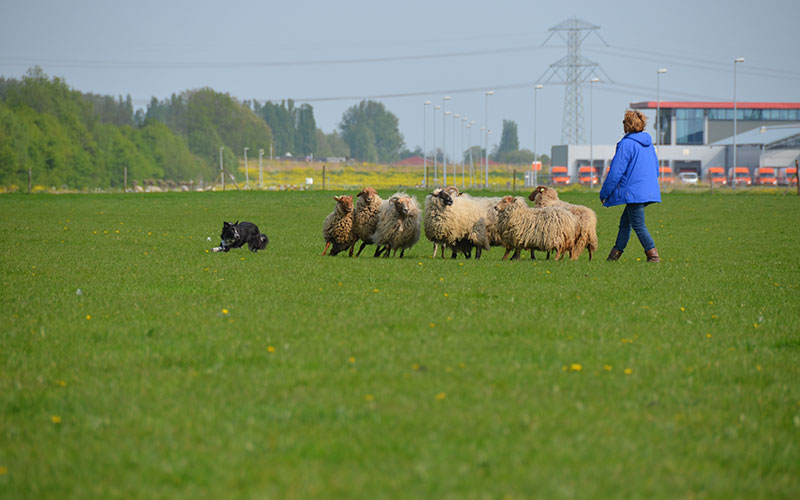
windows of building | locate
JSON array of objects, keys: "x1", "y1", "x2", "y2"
[
  {"x1": 708, "y1": 109, "x2": 800, "y2": 121},
  {"x1": 676, "y1": 109, "x2": 704, "y2": 145}
]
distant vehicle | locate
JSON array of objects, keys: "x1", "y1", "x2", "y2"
[
  {"x1": 779, "y1": 166, "x2": 798, "y2": 186},
  {"x1": 707, "y1": 166, "x2": 727, "y2": 185},
  {"x1": 658, "y1": 165, "x2": 675, "y2": 183},
  {"x1": 754, "y1": 167, "x2": 777, "y2": 186},
  {"x1": 551, "y1": 166, "x2": 571, "y2": 185},
  {"x1": 578, "y1": 166, "x2": 599, "y2": 185},
  {"x1": 729, "y1": 167, "x2": 752, "y2": 186},
  {"x1": 678, "y1": 172, "x2": 699, "y2": 184}
]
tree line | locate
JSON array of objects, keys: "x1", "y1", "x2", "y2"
[{"x1": 0, "y1": 67, "x2": 545, "y2": 189}]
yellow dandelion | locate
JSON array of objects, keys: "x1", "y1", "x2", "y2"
[
  {"x1": 570, "y1": 363, "x2": 582, "y2": 372},
  {"x1": 418, "y1": 262, "x2": 423, "y2": 266},
  {"x1": 754, "y1": 323, "x2": 759, "y2": 328},
  {"x1": 56, "y1": 380, "x2": 67, "y2": 387},
  {"x1": 435, "y1": 392, "x2": 446, "y2": 400},
  {"x1": 222, "y1": 309, "x2": 229, "y2": 315},
  {"x1": 756, "y1": 365, "x2": 762, "y2": 371},
  {"x1": 85, "y1": 315, "x2": 91, "y2": 320},
  {"x1": 348, "y1": 356, "x2": 355, "y2": 364},
  {"x1": 205, "y1": 249, "x2": 209, "y2": 253},
  {"x1": 774, "y1": 283, "x2": 780, "y2": 287},
  {"x1": 373, "y1": 289, "x2": 379, "y2": 293},
  {"x1": 412, "y1": 363, "x2": 420, "y2": 371},
  {"x1": 0, "y1": 466, "x2": 7, "y2": 475},
  {"x1": 240, "y1": 257, "x2": 245, "y2": 261},
  {"x1": 680, "y1": 307, "x2": 685, "y2": 312},
  {"x1": 364, "y1": 394, "x2": 374, "y2": 401},
  {"x1": 337, "y1": 282, "x2": 343, "y2": 286},
  {"x1": 443, "y1": 293, "x2": 448, "y2": 297},
  {"x1": 603, "y1": 365, "x2": 613, "y2": 371},
  {"x1": 267, "y1": 346, "x2": 275, "y2": 353},
  {"x1": 624, "y1": 368, "x2": 633, "y2": 375},
  {"x1": 429, "y1": 322, "x2": 436, "y2": 328},
  {"x1": 708, "y1": 301, "x2": 714, "y2": 304},
  {"x1": 439, "y1": 277, "x2": 444, "y2": 282},
  {"x1": 706, "y1": 333, "x2": 712, "y2": 338},
  {"x1": 51, "y1": 415, "x2": 62, "y2": 424}
]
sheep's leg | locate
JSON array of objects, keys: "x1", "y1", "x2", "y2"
[
  {"x1": 530, "y1": 250, "x2": 536, "y2": 260},
  {"x1": 451, "y1": 248, "x2": 458, "y2": 259},
  {"x1": 512, "y1": 249, "x2": 521, "y2": 261},
  {"x1": 555, "y1": 248, "x2": 564, "y2": 260},
  {"x1": 588, "y1": 248, "x2": 593, "y2": 261},
  {"x1": 374, "y1": 245, "x2": 384, "y2": 257},
  {"x1": 348, "y1": 241, "x2": 356, "y2": 257},
  {"x1": 322, "y1": 241, "x2": 331, "y2": 256},
  {"x1": 546, "y1": 251, "x2": 551, "y2": 260},
  {"x1": 502, "y1": 248, "x2": 511, "y2": 261},
  {"x1": 356, "y1": 241, "x2": 368, "y2": 257},
  {"x1": 399, "y1": 248, "x2": 405, "y2": 258},
  {"x1": 432, "y1": 243, "x2": 438, "y2": 259},
  {"x1": 475, "y1": 247, "x2": 482, "y2": 260}
]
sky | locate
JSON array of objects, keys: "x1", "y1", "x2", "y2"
[{"x1": 2, "y1": 0, "x2": 799, "y2": 159}]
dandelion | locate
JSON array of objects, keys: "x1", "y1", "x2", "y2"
[
  {"x1": 364, "y1": 394, "x2": 374, "y2": 401},
  {"x1": 373, "y1": 289, "x2": 379, "y2": 293},
  {"x1": 754, "y1": 323, "x2": 759, "y2": 328},
  {"x1": 443, "y1": 293, "x2": 448, "y2": 297},
  {"x1": 435, "y1": 392, "x2": 446, "y2": 400},
  {"x1": 680, "y1": 307, "x2": 685, "y2": 312},
  {"x1": 624, "y1": 368, "x2": 633, "y2": 375},
  {"x1": 603, "y1": 365, "x2": 613, "y2": 371},
  {"x1": 0, "y1": 466, "x2": 6, "y2": 475},
  {"x1": 706, "y1": 333, "x2": 712, "y2": 338},
  {"x1": 51, "y1": 415, "x2": 62, "y2": 424},
  {"x1": 85, "y1": 315, "x2": 91, "y2": 320},
  {"x1": 222, "y1": 309, "x2": 229, "y2": 315},
  {"x1": 337, "y1": 282, "x2": 343, "y2": 286},
  {"x1": 348, "y1": 356, "x2": 355, "y2": 364},
  {"x1": 267, "y1": 346, "x2": 275, "y2": 353},
  {"x1": 569, "y1": 363, "x2": 582, "y2": 372},
  {"x1": 756, "y1": 365, "x2": 762, "y2": 371},
  {"x1": 56, "y1": 380, "x2": 67, "y2": 387},
  {"x1": 412, "y1": 363, "x2": 420, "y2": 371},
  {"x1": 429, "y1": 323, "x2": 436, "y2": 328}
]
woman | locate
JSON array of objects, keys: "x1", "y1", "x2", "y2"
[{"x1": 599, "y1": 110, "x2": 661, "y2": 263}]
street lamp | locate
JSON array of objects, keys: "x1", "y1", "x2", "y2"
[
  {"x1": 733, "y1": 57, "x2": 745, "y2": 189},
  {"x1": 468, "y1": 121, "x2": 476, "y2": 187},
  {"x1": 485, "y1": 90, "x2": 494, "y2": 188},
  {"x1": 656, "y1": 68, "x2": 667, "y2": 182},
  {"x1": 590, "y1": 78, "x2": 600, "y2": 190},
  {"x1": 219, "y1": 146, "x2": 225, "y2": 191},
  {"x1": 442, "y1": 96, "x2": 451, "y2": 186},
  {"x1": 243, "y1": 147, "x2": 249, "y2": 186},
  {"x1": 461, "y1": 116, "x2": 468, "y2": 188},
  {"x1": 258, "y1": 148, "x2": 264, "y2": 187},
  {"x1": 444, "y1": 111, "x2": 451, "y2": 185},
  {"x1": 434, "y1": 105, "x2": 440, "y2": 185},
  {"x1": 480, "y1": 126, "x2": 486, "y2": 187},
  {"x1": 423, "y1": 101, "x2": 431, "y2": 187},
  {"x1": 534, "y1": 84, "x2": 543, "y2": 186},
  {"x1": 452, "y1": 113, "x2": 459, "y2": 187}
]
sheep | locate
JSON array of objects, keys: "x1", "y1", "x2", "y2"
[
  {"x1": 445, "y1": 187, "x2": 505, "y2": 249},
  {"x1": 423, "y1": 188, "x2": 490, "y2": 259},
  {"x1": 529, "y1": 185, "x2": 598, "y2": 260},
  {"x1": 494, "y1": 196, "x2": 579, "y2": 261},
  {"x1": 322, "y1": 195, "x2": 356, "y2": 256},
  {"x1": 371, "y1": 192, "x2": 421, "y2": 258},
  {"x1": 349, "y1": 187, "x2": 383, "y2": 257}
]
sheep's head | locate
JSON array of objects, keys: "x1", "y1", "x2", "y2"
[
  {"x1": 443, "y1": 186, "x2": 460, "y2": 197},
  {"x1": 391, "y1": 196, "x2": 414, "y2": 216},
  {"x1": 528, "y1": 185, "x2": 546, "y2": 202},
  {"x1": 436, "y1": 190, "x2": 454, "y2": 206},
  {"x1": 358, "y1": 187, "x2": 378, "y2": 203},
  {"x1": 334, "y1": 195, "x2": 354, "y2": 214},
  {"x1": 494, "y1": 195, "x2": 518, "y2": 213}
]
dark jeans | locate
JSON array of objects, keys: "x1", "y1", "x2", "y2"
[{"x1": 614, "y1": 203, "x2": 655, "y2": 252}]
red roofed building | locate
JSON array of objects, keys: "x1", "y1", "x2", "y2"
[{"x1": 394, "y1": 156, "x2": 426, "y2": 166}]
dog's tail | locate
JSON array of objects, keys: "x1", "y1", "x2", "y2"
[{"x1": 258, "y1": 233, "x2": 269, "y2": 250}]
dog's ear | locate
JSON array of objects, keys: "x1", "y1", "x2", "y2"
[
  {"x1": 223, "y1": 221, "x2": 230, "y2": 227},
  {"x1": 234, "y1": 220, "x2": 239, "y2": 225}
]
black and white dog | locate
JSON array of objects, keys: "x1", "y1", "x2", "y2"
[{"x1": 212, "y1": 221, "x2": 269, "y2": 253}]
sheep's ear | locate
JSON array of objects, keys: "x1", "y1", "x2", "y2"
[{"x1": 334, "y1": 195, "x2": 341, "y2": 202}]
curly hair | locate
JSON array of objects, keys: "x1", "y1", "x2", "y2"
[{"x1": 623, "y1": 110, "x2": 647, "y2": 134}]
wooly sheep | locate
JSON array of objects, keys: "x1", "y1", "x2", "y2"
[
  {"x1": 446, "y1": 187, "x2": 505, "y2": 249},
  {"x1": 371, "y1": 192, "x2": 421, "y2": 258},
  {"x1": 423, "y1": 188, "x2": 490, "y2": 259},
  {"x1": 494, "y1": 196, "x2": 579, "y2": 261},
  {"x1": 349, "y1": 187, "x2": 383, "y2": 257},
  {"x1": 529, "y1": 185, "x2": 598, "y2": 260},
  {"x1": 322, "y1": 195, "x2": 356, "y2": 256}
]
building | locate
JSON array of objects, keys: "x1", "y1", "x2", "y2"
[{"x1": 551, "y1": 102, "x2": 800, "y2": 182}]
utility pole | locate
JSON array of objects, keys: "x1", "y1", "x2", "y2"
[
  {"x1": 258, "y1": 149, "x2": 264, "y2": 187},
  {"x1": 538, "y1": 18, "x2": 611, "y2": 145},
  {"x1": 243, "y1": 147, "x2": 249, "y2": 187},
  {"x1": 219, "y1": 147, "x2": 225, "y2": 191}
]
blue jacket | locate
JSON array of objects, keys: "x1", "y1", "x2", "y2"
[{"x1": 599, "y1": 131, "x2": 661, "y2": 207}]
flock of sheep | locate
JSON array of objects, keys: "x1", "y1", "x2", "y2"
[{"x1": 322, "y1": 185, "x2": 598, "y2": 261}]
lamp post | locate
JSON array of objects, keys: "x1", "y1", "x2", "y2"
[
  {"x1": 452, "y1": 113, "x2": 459, "y2": 187},
  {"x1": 656, "y1": 68, "x2": 667, "y2": 182},
  {"x1": 468, "y1": 121, "x2": 475, "y2": 187},
  {"x1": 243, "y1": 147, "x2": 249, "y2": 187},
  {"x1": 590, "y1": 78, "x2": 600, "y2": 190},
  {"x1": 733, "y1": 57, "x2": 745, "y2": 189},
  {"x1": 258, "y1": 148, "x2": 264, "y2": 187},
  {"x1": 219, "y1": 146, "x2": 225, "y2": 191},
  {"x1": 442, "y1": 96, "x2": 451, "y2": 186},
  {"x1": 461, "y1": 116, "x2": 468, "y2": 188},
  {"x1": 480, "y1": 126, "x2": 486, "y2": 187},
  {"x1": 534, "y1": 84, "x2": 543, "y2": 186},
  {"x1": 423, "y1": 101, "x2": 429, "y2": 187},
  {"x1": 485, "y1": 90, "x2": 494, "y2": 188},
  {"x1": 434, "y1": 105, "x2": 440, "y2": 185}
]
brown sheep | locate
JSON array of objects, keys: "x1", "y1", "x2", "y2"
[
  {"x1": 349, "y1": 187, "x2": 383, "y2": 257},
  {"x1": 322, "y1": 195, "x2": 356, "y2": 256},
  {"x1": 529, "y1": 185, "x2": 598, "y2": 260}
]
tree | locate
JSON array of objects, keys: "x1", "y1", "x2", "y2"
[
  {"x1": 494, "y1": 120, "x2": 519, "y2": 160},
  {"x1": 339, "y1": 100, "x2": 404, "y2": 162},
  {"x1": 295, "y1": 104, "x2": 316, "y2": 157}
]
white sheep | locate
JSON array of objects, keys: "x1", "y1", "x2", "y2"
[
  {"x1": 446, "y1": 187, "x2": 505, "y2": 249},
  {"x1": 349, "y1": 186, "x2": 383, "y2": 257},
  {"x1": 322, "y1": 195, "x2": 356, "y2": 256},
  {"x1": 529, "y1": 185, "x2": 598, "y2": 260},
  {"x1": 371, "y1": 192, "x2": 421, "y2": 258},
  {"x1": 423, "y1": 188, "x2": 490, "y2": 259},
  {"x1": 494, "y1": 196, "x2": 579, "y2": 261}
]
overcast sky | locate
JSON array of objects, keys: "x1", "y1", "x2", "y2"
[{"x1": 2, "y1": 0, "x2": 799, "y2": 158}]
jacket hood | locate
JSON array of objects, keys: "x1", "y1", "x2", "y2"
[{"x1": 624, "y1": 131, "x2": 653, "y2": 147}]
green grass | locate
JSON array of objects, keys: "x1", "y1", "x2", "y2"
[{"x1": 1, "y1": 189, "x2": 799, "y2": 499}]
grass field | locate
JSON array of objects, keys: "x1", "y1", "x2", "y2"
[{"x1": 1, "y1": 189, "x2": 799, "y2": 499}]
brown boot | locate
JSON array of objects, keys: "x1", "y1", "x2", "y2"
[
  {"x1": 645, "y1": 248, "x2": 661, "y2": 263},
  {"x1": 606, "y1": 247, "x2": 623, "y2": 261}
]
